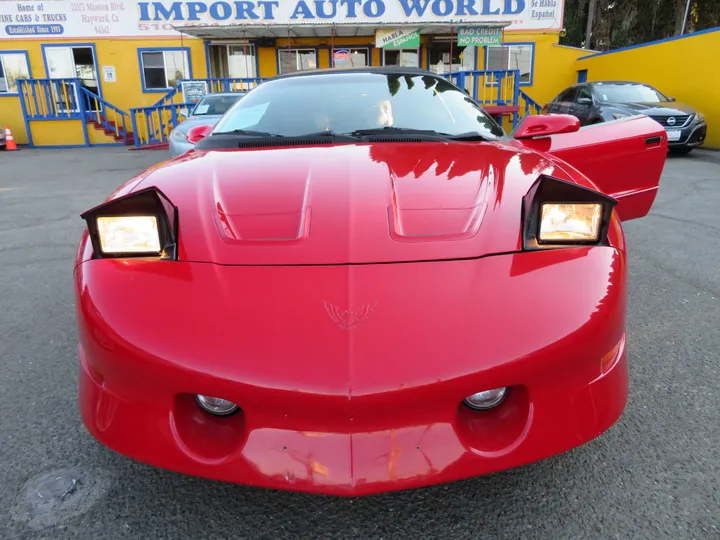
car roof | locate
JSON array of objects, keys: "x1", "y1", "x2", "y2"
[
  {"x1": 272, "y1": 66, "x2": 438, "y2": 81},
  {"x1": 588, "y1": 81, "x2": 655, "y2": 87},
  {"x1": 200, "y1": 92, "x2": 246, "y2": 97}
]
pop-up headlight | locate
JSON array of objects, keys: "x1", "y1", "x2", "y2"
[
  {"x1": 80, "y1": 187, "x2": 178, "y2": 259},
  {"x1": 522, "y1": 175, "x2": 617, "y2": 250}
]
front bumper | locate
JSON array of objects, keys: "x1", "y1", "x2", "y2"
[
  {"x1": 668, "y1": 121, "x2": 707, "y2": 147},
  {"x1": 76, "y1": 247, "x2": 629, "y2": 496},
  {"x1": 168, "y1": 136, "x2": 194, "y2": 157}
]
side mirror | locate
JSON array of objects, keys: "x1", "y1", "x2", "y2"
[
  {"x1": 667, "y1": 96, "x2": 676, "y2": 102},
  {"x1": 577, "y1": 97, "x2": 592, "y2": 105},
  {"x1": 186, "y1": 124, "x2": 213, "y2": 145},
  {"x1": 513, "y1": 114, "x2": 581, "y2": 139},
  {"x1": 179, "y1": 108, "x2": 190, "y2": 118}
]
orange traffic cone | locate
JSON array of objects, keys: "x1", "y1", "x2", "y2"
[{"x1": 4, "y1": 126, "x2": 18, "y2": 151}]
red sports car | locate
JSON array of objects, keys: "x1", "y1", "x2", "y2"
[{"x1": 75, "y1": 67, "x2": 667, "y2": 496}]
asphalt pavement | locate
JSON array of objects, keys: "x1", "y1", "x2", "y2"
[{"x1": 0, "y1": 146, "x2": 718, "y2": 540}]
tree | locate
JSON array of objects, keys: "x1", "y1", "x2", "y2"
[{"x1": 560, "y1": 0, "x2": 720, "y2": 50}]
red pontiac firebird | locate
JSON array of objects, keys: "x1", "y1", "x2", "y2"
[{"x1": 74, "y1": 67, "x2": 667, "y2": 496}]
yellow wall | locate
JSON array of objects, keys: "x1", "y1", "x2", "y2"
[
  {"x1": 30, "y1": 119, "x2": 84, "y2": 146},
  {"x1": 576, "y1": 27, "x2": 720, "y2": 148},
  {"x1": 0, "y1": 97, "x2": 29, "y2": 144},
  {"x1": 1, "y1": 36, "x2": 207, "y2": 144}
]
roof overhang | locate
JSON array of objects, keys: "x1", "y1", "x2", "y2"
[{"x1": 174, "y1": 21, "x2": 512, "y2": 40}]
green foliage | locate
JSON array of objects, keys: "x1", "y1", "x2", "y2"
[{"x1": 559, "y1": 0, "x2": 720, "y2": 50}]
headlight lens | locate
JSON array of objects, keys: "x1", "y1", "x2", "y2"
[
  {"x1": 170, "y1": 129, "x2": 187, "y2": 142},
  {"x1": 539, "y1": 203, "x2": 603, "y2": 242},
  {"x1": 693, "y1": 113, "x2": 705, "y2": 124},
  {"x1": 97, "y1": 216, "x2": 161, "y2": 254}
]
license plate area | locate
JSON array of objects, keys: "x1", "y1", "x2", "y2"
[{"x1": 666, "y1": 129, "x2": 682, "y2": 141}]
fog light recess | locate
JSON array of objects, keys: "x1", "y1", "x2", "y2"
[
  {"x1": 195, "y1": 395, "x2": 239, "y2": 416},
  {"x1": 463, "y1": 387, "x2": 508, "y2": 410}
]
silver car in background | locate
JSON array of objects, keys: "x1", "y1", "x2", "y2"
[{"x1": 168, "y1": 92, "x2": 246, "y2": 157}]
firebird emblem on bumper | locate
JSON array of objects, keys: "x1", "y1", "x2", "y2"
[{"x1": 324, "y1": 301, "x2": 377, "y2": 330}]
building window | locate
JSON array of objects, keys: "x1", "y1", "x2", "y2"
[
  {"x1": 139, "y1": 49, "x2": 190, "y2": 91},
  {"x1": 383, "y1": 49, "x2": 419, "y2": 67},
  {"x1": 0, "y1": 52, "x2": 30, "y2": 94},
  {"x1": 485, "y1": 44, "x2": 534, "y2": 85},
  {"x1": 332, "y1": 48, "x2": 370, "y2": 69},
  {"x1": 278, "y1": 49, "x2": 317, "y2": 74}
]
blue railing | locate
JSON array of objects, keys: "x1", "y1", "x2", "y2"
[
  {"x1": 519, "y1": 90, "x2": 543, "y2": 117},
  {"x1": 130, "y1": 102, "x2": 193, "y2": 147},
  {"x1": 444, "y1": 70, "x2": 521, "y2": 107},
  {"x1": 79, "y1": 86, "x2": 131, "y2": 145},
  {"x1": 18, "y1": 78, "x2": 130, "y2": 145},
  {"x1": 132, "y1": 77, "x2": 265, "y2": 147},
  {"x1": 18, "y1": 78, "x2": 82, "y2": 120}
]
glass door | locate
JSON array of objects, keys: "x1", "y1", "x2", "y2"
[
  {"x1": 45, "y1": 46, "x2": 100, "y2": 114},
  {"x1": 228, "y1": 45, "x2": 256, "y2": 78},
  {"x1": 45, "y1": 47, "x2": 80, "y2": 114},
  {"x1": 383, "y1": 49, "x2": 419, "y2": 67}
]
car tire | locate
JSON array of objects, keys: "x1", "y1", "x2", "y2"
[{"x1": 669, "y1": 146, "x2": 693, "y2": 155}]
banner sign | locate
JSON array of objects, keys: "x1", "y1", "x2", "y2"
[
  {"x1": 457, "y1": 26, "x2": 503, "y2": 46},
  {"x1": 1, "y1": 0, "x2": 564, "y2": 40},
  {"x1": 181, "y1": 80, "x2": 207, "y2": 103},
  {"x1": 375, "y1": 28, "x2": 420, "y2": 49}
]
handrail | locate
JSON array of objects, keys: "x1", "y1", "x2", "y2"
[
  {"x1": 17, "y1": 78, "x2": 83, "y2": 120},
  {"x1": 130, "y1": 102, "x2": 195, "y2": 147},
  {"x1": 442, "y1": 69, "x2": 521, "y2": 106},
  {"x1": 133, "y1": 77, "x2": 265, "y2": 147},
  {"x1": 519, "y1": 90, "x2": 543, "y2": 116},
  {"x1": 78, "y1": 86, "x2": 130, "y2": 144}
]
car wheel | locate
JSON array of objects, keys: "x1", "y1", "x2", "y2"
[{"x1": 669, "y1": 146, "x2": 693, "y2": 155}]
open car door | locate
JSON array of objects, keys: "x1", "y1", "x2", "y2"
[{"x1": 513, "y1": 115, "x2": 667, "y2": 221}]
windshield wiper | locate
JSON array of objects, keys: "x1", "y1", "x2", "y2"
[
  {"x1": 213, "y1": 129, "x2": 285, "y2": 137},
  {"x1": 345, "y1": 127, "x2": 446, "y2": 137},
  {"x1": 293, "y1": 130, "x2": 358, "y2": 139},
  {"x1": 441, "y1": 131, "x2": 492, "y2": 141}
]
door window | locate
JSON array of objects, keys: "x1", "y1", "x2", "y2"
[
  {"x1": 575, "y1": 86, "x2": 593, "y2": 104},
  {"x1": 556, "y1": 87, "x2": 578, "y2": 103}
]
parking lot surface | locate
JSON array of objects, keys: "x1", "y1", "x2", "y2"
[{"x1": 1, "y1": 147, "x2": 719, "y2": 540}]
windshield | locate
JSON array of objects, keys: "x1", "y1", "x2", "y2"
[
  {"x1": 212, "y1": 72, "x2": 505, "y2": 139},
  {"x1": 594, "y1": 83, "x2": 668, "y2": 104},
  {"x1": 192, "y1": 94, "x2": 243, "y2": 116}
]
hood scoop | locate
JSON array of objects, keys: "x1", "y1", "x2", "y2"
[{"x1": 213, "y1": 158, "x2": 311, "y2": 243}]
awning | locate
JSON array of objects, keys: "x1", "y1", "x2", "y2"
[{"x1": 175, "y1": 21, "x2": 512, "y2": 40}]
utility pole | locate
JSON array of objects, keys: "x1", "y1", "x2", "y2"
[
  {"x1": 585, "y1": 0, "x2": 596, "y2": 48},
  {"x1": 681, "y1": 0, "x2": 692, "y2": 35}
]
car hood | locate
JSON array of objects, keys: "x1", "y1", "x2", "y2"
[
  {"x1": 609, "y1": 101, "x2": 697, "y2": 115},
  {"x1": 132, "y1": 142, "x2": 573, "y2": 265},
  {"x1": 174, "y1": 115, "x2": 223, "y2": 133}
]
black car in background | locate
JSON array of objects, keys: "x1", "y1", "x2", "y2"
[{"x1": 543, "y1": 81, "x2": 707, "y2": 154}]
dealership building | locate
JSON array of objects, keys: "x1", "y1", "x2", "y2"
[{"x1": 1, "y1": 0, "x2": 717, "y2": 149}]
